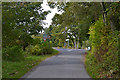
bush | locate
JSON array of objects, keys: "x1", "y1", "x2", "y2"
[
  {"x1": 2, "y1": 46, "x2": 25, "y2": 61},
  {"x1": 82, "y1": 40, "x2": 91, "y2": 49},
  {"x1": 86, "y1": 50, "x2": 119, "y2": 78},
  {"x1": 42, "y1": 41, "x2": 53, "y2": 54},
  {"x1": 89, "y1": 17, "x2": 113, "y2": 61},
  {"x1": 26, "y1": 44, "x2": 42, "y2": 55},
  {"x1": 26, "y1": 41, "x2": 53, "y2": 56},
  {"x1": 32, "y1": 38, "x2": 41, "y2": 45},
  {"x1": 87, "y1": 17, "x2": 119, "y2": 78}
]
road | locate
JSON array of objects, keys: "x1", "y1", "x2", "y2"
[{"x1": 21, "y1": 48, "x2": 90, "y2": 78}]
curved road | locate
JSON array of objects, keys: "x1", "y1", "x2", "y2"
[{"x1": 22, "y1": 48, "x2": 90, "y2": 78}]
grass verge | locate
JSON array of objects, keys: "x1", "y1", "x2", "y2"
[
  {"x1": 85, "y1": 52, "x2": 100, "y2": 78},
  {"x1": 2, "y1": 49, "x2": 59, "y2": 79},
  {"x1": 85, "y1": 51, "x2": 119, "y2": 79}
]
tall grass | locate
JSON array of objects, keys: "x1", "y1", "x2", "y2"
[{"x1": 2, "y1": 49, "x2": 59, "y2": 78}]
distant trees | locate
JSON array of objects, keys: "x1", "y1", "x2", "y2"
[
  {"x1": 50, "y1": 2, "x2": 120, "y2": 49},
  {"x1": 50, "y1": 2, "x2": 102, "y2": 48},
  {"x1": 49, "y1": 2, "x2": 120, "y2": 78},
  {"x1": 2, "y1": 1, "x2": 120, "y2": 78}
]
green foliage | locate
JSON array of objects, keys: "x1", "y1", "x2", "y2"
[
  {"x1": 102, "y1": 51, "x2": 119, "y2": 74},
  {"x1": 51, "y1": 2, "x2": 101, "y2": 48},
  {"x1": 82, "y1": 40, "x2": 91, "y2": 49},
  {"x1": 25, "y1": 45, "x2": 41, "y2": 55},
  {"x1": 32, "y1": 38, "x2": 42, "y2": 45},
  {"x1": 85, "y1": 52, "x2": 99, "y2": 78},
  {"x1": 89, "y1": 18, "x2": 104, "y2": 49},
  {"x1": 26, "y1": 40, "x2": 53, "y2": 56},
  {"x1": 101, "y1": 31, "x2": 119, "y2": 75},
  {"x1": 89, "y1": 18, "x2": 112, "y2": 61},
  {"x1": 85, "y1": 51, "x2": 119, "y2": 78},
  {"x1": 2, "y1": 2, "x2": 48, "y2": 47},
  {"x1": 88, "y1": 17, "x2": 119, "y2": 78},
  {"x1": 42, "y1": 41, "x2": 53, "y2": 54},
  {"x1": 2, "y1": 49, "x2": 59, "y2": 78},
  {"x1": 19, "y1": 33, "x2": 33, "y2": 45},
  {"x1": 2, "y1": 2, "x2": 120, "y2": 79},
  {"x1": 18, "y1": 33, "x2": 33, "y2": 51},
  {"x1": 2, "y1": 46, "x2": 25, "y2": 62}
]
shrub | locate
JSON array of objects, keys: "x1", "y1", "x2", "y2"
[
  {"x1": 32, "y1": 38, "x2": 41, "y2": 45},
  {"x1": 89, "y1": 17, "x2": 112, "y2": 62},
  {"x1": 87, "y1": 17, "x2": 119, "y2": 78},
  {"x1": 82, "y1": 40, "x2": 91, "y2": 49},
  {"x1": 26, "y1": 45, "x2": 42, "y2": 55},
  {"x1": 2, "y1": 46, "x2": 25, "y2": 61},
  {"x1": 26, "y1": 41, "x2": 53, "y2": 55},
  {"x1": 42, "y1": 41, "x2": 53, "y2": 54}
]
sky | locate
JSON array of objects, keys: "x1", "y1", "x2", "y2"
[{"x1": 41, "y1": 0, "x2": 63, "y2": 28}]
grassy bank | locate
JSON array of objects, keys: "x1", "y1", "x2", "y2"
[
  {"x1": 85, "y1": 52, "x2": 119, "y2": 78},
  {"x1": 85, "y1": 52, "x2": 99, "y2": 78},
  {"x1": 2, "y1": 49, "x2": 59, "y2": 78}
]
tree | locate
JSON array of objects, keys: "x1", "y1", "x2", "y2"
[
  {"x1": 50, "y1": 2, "x2": 102, "y2": 48},
  {"x1": 2, "y1": 2, "x2": 49, "y2": 48}
]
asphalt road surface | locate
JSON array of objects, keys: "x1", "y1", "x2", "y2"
[{"x1": 21, "y1": 48, "x2": 90, "y2": 78}]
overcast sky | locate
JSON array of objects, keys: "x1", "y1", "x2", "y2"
[{"x1": 41, "y1": 0, "x2": 62, "y2": 28}]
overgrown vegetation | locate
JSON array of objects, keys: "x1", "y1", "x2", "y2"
[
  {"x1": 3, "y1": 47, "x2": 26, "y2": 63},
  {"x1": 85, "y1": 2, "x2": 120, "y2": 78},
  {"x1": 48, "y1": 2, "x2": 120, "y2": 78},
  {"x1": 2, "y1": 38, "x2": 59, "y2": 78},
  {"x1": 85, "y1": 18, "x2": 119, "y2": 78},
  {"x1": 2, "y1": 1, "x2": 120, "y2": 79},
  {"x1": 26, "y1": 39, "x2": 53, "y2": 55},
  {"x1": 2, "y1": 49, "x2": 59, "y2": 78},
  {"x1": 2, "y1": 2, "x2": 59, "y2": 78}
]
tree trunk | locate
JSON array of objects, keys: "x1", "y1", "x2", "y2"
[
  {"x1": 68, "y1": 40, "x2": 69, "y2": 47},
  {"x1": 100, "y1": 2, "x2": 107, "y2": 25},
  {"x1": 109, "y1": 3, "x2": 115, "y2": 32},
  {"x1": 23, "y1": 43, "x2": 28, "y2": 51},
  {"x1": 74, "y1": 38, "x2": 76, "y2": 49},
  {"x1": 110, "y1": 19, "x2": 115, "y2": 32},
  {"x1": 77, "y1": 37, "x2": 79, "y2": 49},
  {"x1": 64, "y1": 41, "x2": 66, "y2": 47},
  {"x1": 23, "y1": 45, "x2": 26, "y2": 51},
  {"x1": 71, "y1": 39, "x2": 74, "y2": 48},
  {"x1": 95, "y1": 11, "x2": 99, "y2": 21}
]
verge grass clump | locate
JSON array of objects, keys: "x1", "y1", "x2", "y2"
[
  {"x1": 2, "y1": 46, "x2": 25, "y2": 62},
  {"x1": 2, "y1": 49, "x2": 59, "y2": 78}
]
